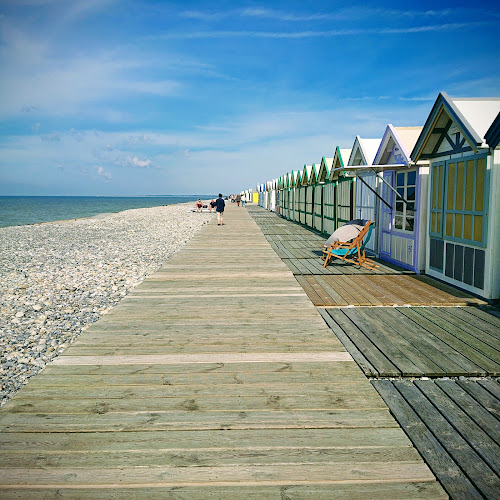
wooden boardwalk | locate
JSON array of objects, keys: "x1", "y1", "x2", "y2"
[
  {"x1": 249, "y1": 206, "x2": 500, "y2": 499},
  {"x1": 0, "y1": 204, "x2": 445, "y2": 498}
]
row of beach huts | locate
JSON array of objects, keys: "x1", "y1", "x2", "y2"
[{"x1": 243, "y1": 92, "x2": 500, "y2": 301}]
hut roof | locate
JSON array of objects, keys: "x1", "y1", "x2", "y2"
[
  {"x1": 301, "y1": 164, "x2": 313, "y2": 186},
  {"x1": 373, "y1": 125, "x2": 423, "y2": 166},
  {"x1": 412, "y1": 92, "x2": 500, "y2": 161},
  {"x1": 318, "y1": 157, "x2": 334, "y2": 182},
  {"x1": 485, "y1": 111, "x2": 500, "y2": 149},
  {"x1": 348, "y1": 136, "x2": 381, "y2": 166}
]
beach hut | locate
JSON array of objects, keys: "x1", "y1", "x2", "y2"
[
  {"x1": 345, "y1": 136, "x2": 382, "y2": 253},
  {"x1": 295, "y1": 169, "x2": 306, "y2": 224},
  {"x1": 372, "y1": 125, "x2": 429, "y2": 272},
  {"x1": 257, "y1": 183, "x2": 265, "y2": 207},
  {"x1": 302, "y1": 164, "x2": 316, "y2": 228},
  {"x1": 411, "y1": 92, "x2": 500, "y2": 300},
  {"x1": 289, "y1": 170, "x2": 300, "y2": 221},
  {"x1": 315, "y1": 156, "x2": 333, "y2": 233},
  {"x1": 320, "y1": 148, "x2": 354, "y2": 236}
]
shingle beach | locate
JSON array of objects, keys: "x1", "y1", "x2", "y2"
[{"x1": 0, "y1": 202, "x2": 213, "y2": 406}]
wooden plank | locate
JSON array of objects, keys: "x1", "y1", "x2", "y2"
[
  {"x1": 0, "y1": 445, "x2": 422, "y2": 469},
  {"x1": 324, "y1": 309, "x2": 400, "y2": 377},
  {"x1": 370, "y1": 307, "x2": 465, "y2": 376},
  {"x1": 432, "y1": 307, "x2": 500, "y2": 348},
  {"x1": 415, "y1": 380, "x2": 500, "y2": 475},
  {"x1": 303, "y1": 276, "x2": 338, "y2": 306},
  {"x1": 396, "y1": 380, "x2": 500, "y2": 499},
  {"x1": 0, "y1": 427, "x2": 414, "y2": 452},
  {"x1": 342, "y1": 308, "x2": 424, "y2": 376},
  {"x1": 434, "y1": 379, "x2": 500, "y2": 444},
  {"x1": 295, "y1": 275, "x2": 324, "y2": 305},
  {"x1": 396, "y1": 307, "x2": 487, "y2": 375},
  {"x1": 317, "y1": 309, "x2": 378, "y2": 377},
  {"x1": 406, "y1": 308, "x2": 500, "y2": 375},
  {"x1": 478, "y1": 378, "x2": 500, "y2": 401},
  {"x1": 314, "y1": 276, "x2": 350, "y2": 306},
  {"x1": 447, "y1": 307, "x2": 500, "y2": 339},
  {"x1": 0, "y1": 408, "x2": 398, "y2": 433},
  {"x1": 0, "y1": 462, "x2": 437, "y2": 486},
  {"x1": 373, "y1": 380, "x2": 483, "y2": 500},
  {"x1": 456, "y1": 379, "x2": 500, "y2": 422},
  {"x1": 0, "y1": 482, "x2": 448, "y2": 500},
  {"x1": 323, "y1": 275, "x2": 363, "y2": 305}
]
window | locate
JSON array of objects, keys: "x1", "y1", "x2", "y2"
[
  {"x1": 443, "y1": 156, "x2": 487, "y2": 246},
  {"x1": 394, "y1": 169, "x2": 417, "y2": 232}
]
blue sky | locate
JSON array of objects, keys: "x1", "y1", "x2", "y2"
[{"x1": 0, "y1": 0, "x2": 499, "y2": 196}]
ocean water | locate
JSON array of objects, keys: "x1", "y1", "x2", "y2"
[{"x1": 0, "y1": 196, "x2": 214, "y2": 228}]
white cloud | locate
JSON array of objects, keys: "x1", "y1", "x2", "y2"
[{"x1": 96, "y1": 166, "x2": 112, "y2": 181}]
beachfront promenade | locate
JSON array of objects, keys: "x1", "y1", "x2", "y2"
[{"x1": 0, "y1": 203, "x2": 445, "y2": 498}]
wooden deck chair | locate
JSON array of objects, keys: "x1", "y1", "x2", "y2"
[{"x1": 322, "y1": 220, "x2": 378, "y2": 270}]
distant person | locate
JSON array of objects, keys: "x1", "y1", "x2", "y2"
[
  {"x1": 236, "y1": 194, "x2": 241, "y2": 206},
  {"x1": 209, "y1": 199, "x2": 216, "y2": 213},
  {"x1": 195, "y1": 199, "x2": 203, "y2": 212},
  {"x1": 241, "y1": 193, "x2": 246, "y2": 207},
  {"x1": 216, "y1": 193, "x2": 225, "y2": 225}
]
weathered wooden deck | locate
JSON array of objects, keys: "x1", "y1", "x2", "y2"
[
  {"x1": 248, "y1": 206, "x2": 500, "y2": 499},
  {"x1": 0, "y1": 204, "x2": 445, "y2": 498}
]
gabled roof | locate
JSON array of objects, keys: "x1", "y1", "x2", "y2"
[
  {"x1": 485, "y1": 112, "x2": 500, "y2": 149},
  {"x1": 311, "y1": 162, "x2": 321, "y2": 185},
  {"x1": 373, "y1": 125, "x2": 423, "y2": 166},
  {"x1": 329, "y1": 147, "x2": 352, "y2": 180},
  {"x1": 411, "y1": 92, "x2": 500, "y2": 161},
  {"x1": 317, "y1": 156, "x2": 334, "y2": 182},
  {"x1": 294, "y1": 170, "x2": 302, "y2": 187},
  {"x1": 301, "y1": 164, "x2": 313, "y2": 186},
  {"x1": 348, "y1": 136, "x2": 381, "y2": 166}
]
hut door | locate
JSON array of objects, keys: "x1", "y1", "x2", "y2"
[{"x1": 380, "y1": 171, "x2": 394, "y2": 257}]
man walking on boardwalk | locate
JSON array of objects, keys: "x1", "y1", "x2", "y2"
[{"x1": 216, "y1": 193, "x2": 225, "y2": 225}]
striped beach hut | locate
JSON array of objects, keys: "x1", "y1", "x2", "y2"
[
  {"x1": 289, "y1": 170, "x2": 301, "y2": 221},
  {"x1": 303, "y1": 163, "x2": 317, "y2": 228},
  {"x1": 411, "y1": 92, "x2": 500, "y2": 300},
  {"x1": 373, "y1": 125, "x2": 429, "y2": 272},
  {"x1": 314, "y1": 156, "x2": 333, "y2": 233},
  {"x1": 345, "y1": 137, "x2": 382, "y2": 253},
  {"x1": 320, "y1": 147, "x2": 354, "y2": 236},
  {"x1": 295, "y1": 168, "x2": 306, "y2": 224}
]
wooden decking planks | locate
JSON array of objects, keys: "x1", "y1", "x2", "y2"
[
  {"x1": 319, "y1": 307, "x2": 500, "y2": 377},
  {"x1": 373, "y1": 379, "x2": 500, "y2": 500},
  {"x1": 0, "y1": 204, "x2": 445, "y2": 498}
]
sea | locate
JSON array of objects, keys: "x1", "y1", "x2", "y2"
[{"x1": 0, "y1": 196, "x2": 214, "y2": 228}]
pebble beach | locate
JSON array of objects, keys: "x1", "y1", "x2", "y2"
[{"x1": 0, "y1": 202, "x2": 213, "y2": 406}]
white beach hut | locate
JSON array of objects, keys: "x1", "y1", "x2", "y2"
[
  {"x1": 315, "y1": 157, "x2": 333, "y2": 233},
  {"x1": 345, "y1": 137, "x2": 382, "y2": 253},
  {"x1": 302, "y1": 164, "x2": 316, "y2": 228},
  {"x1": 372, "y1": 125, "x2": 429, "y2": 272},
  {"x1": 411, "y1": 92, "x2": 500, "y2": 300}
]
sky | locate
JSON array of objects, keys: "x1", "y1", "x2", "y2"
[{"x1": 0, "y1": 0, "x2": 499, "y2": 196}]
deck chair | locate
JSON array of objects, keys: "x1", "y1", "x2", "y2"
[{"x1": 322, "y1": 220, "x2": 378, "y2": 270}]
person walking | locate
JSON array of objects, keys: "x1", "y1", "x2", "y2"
[{"x1": 216, "y1": 193, "x2": 225, "y2": 225}]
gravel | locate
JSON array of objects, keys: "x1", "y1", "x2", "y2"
[{"x1": 0, "y1": 202, "x2": 213, "y2": 406}]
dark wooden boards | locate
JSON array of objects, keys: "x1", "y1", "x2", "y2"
[
  {"x1": 320, "y1": 307, "x2": 500, "y2": 377},
  {"x1": 373, "y1": 379, "x2": 500, "y2": 500}
]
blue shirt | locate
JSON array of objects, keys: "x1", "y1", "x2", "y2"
[{"x1": 216, "y1": 197, "x2": 225, "y2": 212}]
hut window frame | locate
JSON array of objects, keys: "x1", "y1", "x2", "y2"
[
  {"x1": 442, "y1": 154, "x2": 488, "y2": 248},
  {"x1": 394, "y1": 169, "x2": 417, "y2": 234}
]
